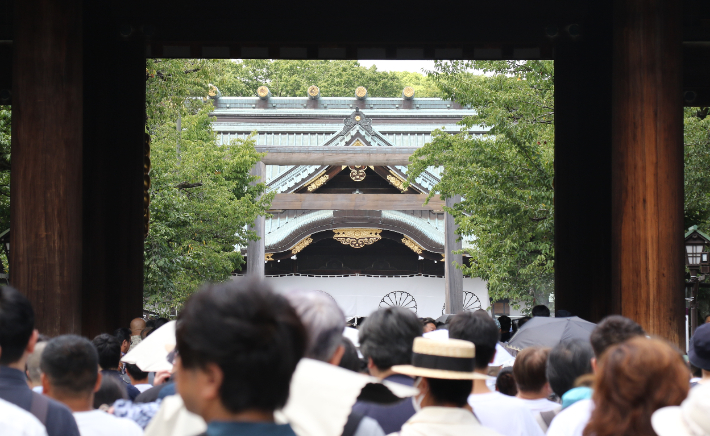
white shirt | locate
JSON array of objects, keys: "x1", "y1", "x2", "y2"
[
  {"x1": 133, "y1": 383, "x2": 152, "y2": 392},
  {"x1": 545, "y1": 399, "x2": 594, "y2": 436},
  {"x1": 393, "y1": 406, "x2": 503, "y2": 436},
  {"x1": 517, "y1": 398, "x2": 561, "y2": 414},
  {"x1": 468, "y1": 392, "x2": 545, "y2": 436},
  {"x1": 73, "y1": 410, "x2": 143, "y2": 436},
  {"x1": 0, "y1": 397, "x2": 47, "y2": 436}
]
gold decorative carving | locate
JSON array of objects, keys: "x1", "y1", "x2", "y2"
[
  {"x1": 355, "y1": 115, "x2": 361, "y2": 121},
  {"x1": 403, "y1": 86, "x2": 415, "y2": 98},
  {"x1": 402, "y1": 236, "x2": 423, "y2": 254},
  {"x1": 307, "y1": 174, "x2": 329, "y2": 192},
  {"x1": 308, "y1": 85, "x2": 320, "y2": 97},
  {"x1": 257, "y1": 86, "x2": 270, "y2": 98},
  {"x1": 387, "y1": 173, "x2": 407, "y2": 192},
  {"x1": 349, "y1": 165, "x2": 366, "y2": 181},
  {"x1": 265, "y1": 253, "x2": 274, "y2": 262},
  {"x1": 291, "y1": 236, "x2": 313, "y2": 255},
  {"x1": 355, "y1": 86, "x2": 368, "y2": 98},
  {"x1": 333, "y1": 228, "x2": 382, "y2": 248},
  {"x1": 351, "y1": 139, "x2": 365, "y2": 146}
]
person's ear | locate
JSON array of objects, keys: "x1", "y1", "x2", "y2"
[
  {"x1": 200, "y1": 362, "x2": 224, "y2": 402},
  {"x1": 41, "y1": 373, "x2": 51, "y2": 397},
  {"x1": 94, "y1": 372, "x2": 102, "y2": 393},
  {"x1": 591, "y1": 357, "x2": 597, "y2": 373},
  {"x1": 417, "y1": 377, "x2": 429, "y2": 396},
  {"x1": 328, "y1": 345, "x2": 345, "y2": 366},
  {"x1": 367, "y1": 357, "x2": 375, "y2": 370},
  {"x1": 26, "y1": 330, "x2": 39, "y2": 354}
]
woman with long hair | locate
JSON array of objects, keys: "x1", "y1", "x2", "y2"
[{"x1": 583, "y1": 337, "x2": 690, "y2": 436}]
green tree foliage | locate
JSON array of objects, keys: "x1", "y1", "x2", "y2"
[
  {"x1": 214, "y1": 60, "x2": 426, "y2": 97},
  {"x1": 407, "y1": 61, "x2": 554, "y2": 310},
  {"x1": 684, "y1": 107, "x2": 710, "y2": 231},
  {"x1": 145, "y1": 59, "x2": 272, "y2": 314},
  {"x1": 0, "y1": 106, "x2": 10, "y2": 273}
]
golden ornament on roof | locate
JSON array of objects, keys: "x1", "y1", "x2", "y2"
[
  {"x1": 402, "y1": 236, "x2": 424, "y2": 254},
  {"x1": 257, "y1": 86, "x2": 270, "y2": 98},
  {"x1": 355, "y1": 86, "x2": 367, "y2": 98},
  {"x1": 333, "y1": 228, "x2": 382, "y2": 248},
  {"x1": 308, "y1": 85, "x2": 320, "y2": 98},
  {"x1": 403, "y1": 86, "x2": 415, "y2": 98}
]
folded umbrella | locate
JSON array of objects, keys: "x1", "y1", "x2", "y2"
[{"x1": 507, "y1": 316, "x2": 596, "y2": 351}]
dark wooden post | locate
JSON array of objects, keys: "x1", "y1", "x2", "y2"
[
  {"x1": 81, "y1": 3, "x2": 146, "y2": 338},
  {"x1": 246, "y1": 162, "x2": 266, "y2": 278},
  {"x1": 444, "y1": 196, "x2": 463, "y2": 314},
  {"x1": 554, "y1": 2, "x2": 614, "y2": 322},
  {"x1": 11, "y1": 0, "x2": 84, "y2": 335},
  {"x1": 611, "y1": 0, "x2": 685, "y2": 345}
]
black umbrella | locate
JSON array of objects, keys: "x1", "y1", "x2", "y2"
[{"x1": 507, "y1": 316, "x2": 596, "y2": 351}]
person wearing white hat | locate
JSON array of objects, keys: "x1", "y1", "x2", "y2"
[
  {"x1": 652, "y1": 383, "x2": 710, "y2": 436},
  {"x1": 389, "y1": 337, "x2": 502, "y2": 436}
]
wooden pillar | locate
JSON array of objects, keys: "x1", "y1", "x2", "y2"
[
  {"x1": 444, "y1": 196, "x2": 463, "y2": 314},
  {"x1": 554, "y1": 1, "x2": 614, "y2": 322},
  {"x1": 611, "y1": 0, "x2": 685, "y2": 345},
  {"x1": 247, "y1": 162, "x2": 266, "y2": 278},
  {"x1": 11, "y1": 0, "x2": 84, "y2": 335},
  {"x1": 81, "y1": 3, "x2": 146, "y2": 338}
]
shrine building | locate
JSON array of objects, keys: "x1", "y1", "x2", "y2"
[{"x1": 213, "y1": 86, "x2": 516, "y2": 319}]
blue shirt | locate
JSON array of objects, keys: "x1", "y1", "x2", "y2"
[
  {"x1": 207, "y1": 421, "x2": 297, "y2": 436},
  {"x1": 0, "y1": 366, "x2": 80, "y2": 436}
]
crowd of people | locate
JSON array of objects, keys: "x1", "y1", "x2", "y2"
[{"x1": 0, "y1": 281, "x2": 709, "y2": 436}]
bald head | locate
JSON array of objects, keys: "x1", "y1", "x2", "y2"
[
  {"x1": 26, "y1": 341, "x2": 47, "y2": 387},
  {"x1": 130, "y1": 318, "x2": 146, "y2": 336}
]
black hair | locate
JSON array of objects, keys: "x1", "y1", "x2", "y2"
[
  {"x1": 92, "y1": 333, "x2": 121, "y2": 370},
  {"x1": 338, "y1": 337, "x2": 362, "y2": 373},
  {"x1": 427, "y1": 377, "x2": 473, "y2": 407},
  {"x1": 125, "y1": 363, "x2": 148, "y2": 381},
  {"x1": 448, "y1": 311, "x2": 499, "y2": 370},
  {"x1": 498, "y1": 316, "x2": 512, "y2": 342},
  {"x1": 546, "y1": 338, "x2": 594, "y2": 397},
  {"x1": 114, "y1": 328, "x2": 131, "y2": 344},
  {"x1": 145, "y1": 319, "x2": 156, "y2": 330},
  {"x1": 589, "y1": 315, "x2": 645, "y2": 358},
  {"x1": 358, "y1": 307, "x2": 422, "y2": 370},
  {"x1": 531, "y1": 305, "x2": 550, "y2": 317},
  {"x1": 140, "y1": 327, "x2": 154, "y2": 339},
  {"x1": 517, "y1": 316, "x2": 531, "y2": 329},
  {"x1": 0, "y1": 286, "x2": 35, "y2": 365},
  {"x1": 93, "y1": 375, "x2": 126, "y2": 409},
  {"x1": 495, "y1": 367, "x2": 518, "y2": 396},
  {"x1": 176, "y1": 278, "x2": 306, "y2": 414},
  {"x1": 420, "y1": 317, "x2": 437, "y2": 327},
  {"x1": 40, "y1": 335, "x2": 98, "y2": 396},
  {"x1": 154, "y1": 318, "x2": 169, "y2": 330}
]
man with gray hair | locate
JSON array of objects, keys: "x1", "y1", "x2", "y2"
[
  {"x1": 26, "y1": 341, "x2": 47, "y2": 393},
  {"x1": 285, "y1": 290, "x2": 385, "y2": 436}
]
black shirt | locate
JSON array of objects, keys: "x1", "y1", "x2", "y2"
[
  {"x1": 101, "y1": 369, "x2": 141, "y2": 400},
  {"x1": 0, "y1": 366, "x2": 80, "y2": 436}
]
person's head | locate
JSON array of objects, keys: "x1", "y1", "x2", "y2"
[
  {"x1": 689, "y1": 322, "x2": 710, "y2": 372},
  {"x1": 92, "y1": 333, "x2": 121, "y2": 370},
  {"x1": 418, "y1": 377, "x2": 473, "y2": 407},
  {"x1": 546, "y1": 338, "x2": 594, "y2": 398},
  {"x1": 498, "y1": 316, "x2": 511, "y2": 333},
  {"x1": 40, "y1": 335, "x2": 101, "y2": 408},
  {"x1": 145, "y1": 319, "x2": 156, "y2": 330},
  {"x1": 140, "y1": 326, "x2": 154, "y2": 339},
  {"x1": 284, "y1": 290, "x2": 345, "y2": 363},
  {"x1": 154, "y1": 317, "x2": 169, "y2": 330},
  {"x1": 26, "y1": 341, "x2": 47, "y2": 387},
  {"x1": 175, "y1": 278, "x2": 306, "y2": 421},
  {"x1": 114, "y1": 328, "x2": 131, "y2": 354},
  {"x1": 705, "y1": 314, "x2": 710, "y2": 324},
  {"x1": 513, "y1": 346, "x2": 551, "y2": 396},
  {"x1": 93, "y1": 375, "x2": 126, "y2": 410},
  {"x1": 420, "y1": 317, "x2": 437, "y2": 333},
  {"x1": 129, "y1": 318, "x2": 146, "y2": 336},
  {"x1": 517, "y1": 316, "x2": 531, "y2": 329},
  {"x1": 358, "y1": 307, "x2": 422, "y2": 375},
  {"x1": 495, "y1": 367, "x2": 518, "y2": 396},
  {"x1": 448, "y1": 311, "x2": 499, "y2": 370},
  {"x1": 338, "y1": 337, "x2": 364, "y2": 373},
  {"x1": 531, "y1": 305, "x2": 550, "y2": 317},
  {"x1": 585, "y1": 337, "x2": 689, "y2": 436},
  {"x1": 125, "y1": 363, "x2": 149, "y2": 384},
  {"x1": 589, "y1": 315, "x2": 645, "y2": 358},
  {"x1": 0, "y1": 286, "x2": 38, "y2": 366}
]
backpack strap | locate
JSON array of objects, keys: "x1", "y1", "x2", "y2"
[
  {"x1": 341, "y1": 411, "x2": 365, "y2": 436},
  {"x1": 540, "y1": 410, "x2": 557, "y2": 427},
  {"x1": 30, "y1": 391, "x2": 50, "y2": 426}
]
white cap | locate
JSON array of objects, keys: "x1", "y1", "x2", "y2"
[{"x1": 651, "y1": 384, "x2": 710, "y2": 436}]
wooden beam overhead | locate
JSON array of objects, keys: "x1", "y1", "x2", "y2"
[
  {"x1": 255, "y1": 146, "x2": 418, "y2": 166},
  {"x1": 269, "y1": 194, "x2": 443, "y2": 211}
]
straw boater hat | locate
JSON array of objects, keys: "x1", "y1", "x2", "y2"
[{"x1": 392, "y1": 337, "x2": 488, "y2": 380}]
